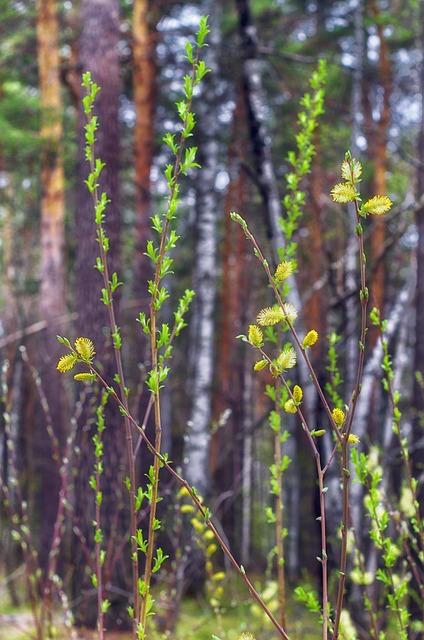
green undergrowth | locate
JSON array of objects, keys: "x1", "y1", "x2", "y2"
[
  {"x1": 0, "y1": 570, "x2": 317, "y2": 640},
  {"x1": 0, "y1": 592, "x2": 403, "y2": 640}
]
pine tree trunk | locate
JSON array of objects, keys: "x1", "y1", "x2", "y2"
[
  {"x1": 131, "y1": 0, "x2": 159, "y2": 490},
  {"x1": 211, "y1": 84, "x2": 251, "y2": 554},
  {"x1": 72, "y1": 0, "x2": 129, "y2": 629},
  {"x1": 369, "y1": 0, "x2": 391, "y2": 322},
  {"x1": 133, "y1": 0, "x2": 157, "y2": 311},
  {"x1": 35, "y1": 0, "x2": 67, "y2": 573},
  {"x1": 345, "y1": 0, "x2": 365, "y2": 395}
]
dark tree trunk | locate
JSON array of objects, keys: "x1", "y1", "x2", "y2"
[
  {"x1": 413, "y1": 0, "x2": 424, "y2": 515},
  {"x1": 410, "y1": 0, "x2": 424, "y2": 627},
  {"x1": 72, "y1": 0, "x2": 130, "y2": 630},
  {"x1": 212, "y1": 87, "x2": 251, "y2": 556}
]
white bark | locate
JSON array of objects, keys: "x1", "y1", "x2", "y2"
[
  {"x1": 241, "y1": 368, "x2": 254, "y2": 566},
  {"x1": 236, "y1": 0, "x2": 317, "y2": 576},
  {"x1": 183, "y1": 1, "x2": 221, "y2": 496},
  {"x1": 346, "y1": 0, "x2": 365, "y2": 394},
  {"x1": 236, "y1": 0, "x2": 314, "y2": 420}
]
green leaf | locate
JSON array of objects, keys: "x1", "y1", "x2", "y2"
[{"x1": 152, "y1": 548, "x2": 169, "y2": 572}]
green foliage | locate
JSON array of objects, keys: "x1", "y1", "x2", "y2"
[{"x1": 282, "y1": 59, "x2": 327, "y2": 260}]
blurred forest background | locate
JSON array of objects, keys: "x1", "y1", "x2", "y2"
[{"x1": 1, "y1": 0, "x2": 424, "y2": 636}]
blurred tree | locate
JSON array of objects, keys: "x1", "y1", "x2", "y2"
[
  {"x1": 72, "y1": 0, "x2": 130, "y2": 629},
  {"x1": 184, "y1": 0, "x2": 220, "y2": 497},
  {"x1": 413, "y1": 0, "x2": 424, "y2": 516},
  {"x1": 35, "y1": 0, "x2": 67, "y2": 572},
  {"x1": 133, "y1": 0, "x2": 158, "y2": 315},
  {"x1": 366, "y1": 0, "x2": 392, "y2": 322}
]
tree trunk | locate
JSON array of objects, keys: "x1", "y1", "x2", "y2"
[
  {"x1": 211, "y1": 83, "x2": 251, "y2": 555},
  {"x1": 37, "y1": 0, "x2": 66, "y2": 321},
  {"x1": 131, "y1": 0, "x2": 159, "y2": 500},
  {"x1": 133, "y1": 0, "x2": 157, "y2": 313},
  {"x1": 181, "y1": 3, "x2": 221, "y2": 595},
  {"x1": 368, "y1": 0, "x2": 391, "y2": 320},
  {"x1": 413, "y1": 0, "x2": 424, "y2": 516},
  {"x1": 235, "y1": 0, "x2": 315, "y2": 577},
  {"x1": 73, "y1": 0, "x2": 129, "y2": 629},
  {"x1": 345, "y1": 0, "x2": 365, "y2": 395},
  {"x1": 183, "y1": 1, "x2": 220, "y2": 498},
  {"x1": 35, "y1": 0, "x2": 67, "y2": 573}
]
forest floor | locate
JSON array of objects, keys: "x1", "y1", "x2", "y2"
[
  {"x1": 0, "y1": 615, "x2": 134, "y2": 639},
  {"x1": 0, "y1": 567, "x2": 321, "y2": 640}
]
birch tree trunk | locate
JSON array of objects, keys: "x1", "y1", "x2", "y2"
[
  {"x1": 183, "y1": 0, "x2": 221, "y2": 498},
  {"x1": 35, "y1": 0, "x2": 67, "y2": 572},
  {"x1": 235, "y1": 0, "x2": 313, "y2": 577}
]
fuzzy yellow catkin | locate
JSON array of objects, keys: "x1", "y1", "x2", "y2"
[
  {"x1": 281, "y1": 302, "x2": 298, "y2": 323},
  {"x1": 254, "y1": 359, "x2": 268, "y2": 371},
  {"x1": 347, "y1": 433, "x2": 360, "y2": 444},
  {"x1": 274, "y1": 260, "x2": 294, "y2": 282},
  {"x1": 276, "y1": 347, "x2": 297, "y2": 371},
  {"x1": 57, "y1": 353, "x2": 78, "y2": 372},
  {"x1": 74, "y1": 373, "x2": 95, "y2": 382},
  {"x1": 303, "y1": 330, "x2": 318, "y2": 348},
  {"x1": 257, "y1": 306, "x2": 285, "y2": 326},
  {"x1": 74, "y1": 337, "x2": 95, "y2": 361},
  {"x1": 330, "y1": 183, "x2": 359, "y2": 203},
  {"x1": 332, "y1": 407, "x2": 345, "y2": 427},
  {"x1": 362, "y1": 195, "x2": 393, "y2": 216},
  {"x1": 284, "y1": 399, "x2": 297, "y2": 414},
  {"x1": 248, "y1": 324, "x2": 263, "y2": 347},
  {"x1": 293, "y1": 385, "x2": 303, "y2": 403}
]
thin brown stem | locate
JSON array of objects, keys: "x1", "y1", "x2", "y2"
[
  {"x1": 274, "y1": 377, "x2": 286, "y2": 629},
  {"x1": 317, "y1": 462, "x2": 329, "y2": 640},
  {"x1": 332, "y1": 444, "x2": 349, "y2": 639},
  {"x1": 333, "y1": 201, "x2": 368, "y2": 640},
  {"x1": 95, "y1": 461, "x2": 105, "y2": 640}
]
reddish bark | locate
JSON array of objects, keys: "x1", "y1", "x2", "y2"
[
  {"x1": 36, "y1": 0, "x2": 68, "y2": 573},
  {"x1": 368, "y1": 0, "x2": 392, "y2": 321},
  {"x1": 133, "y1": 0, "x2": 158, "y2": 308},
  {"x1": 211, "y1": 84, "x2": 259, "y2": 552},
  {"x1": 73, "y1": 0, "x2": 129, "y2": 629}
]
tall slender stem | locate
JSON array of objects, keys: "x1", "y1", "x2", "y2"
[
  {"x1": 333, "y1": 200, "x2": 368, "y2": 639},
  {"x1": 82, "y1": 74, "x2": 140, "y2": 631},
  {"x1": 138, "y1": 42, "x2": 203, "y2": 633},
  {"x1": 274, "y1": 377, "x2": 286, "y2": 629}
]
